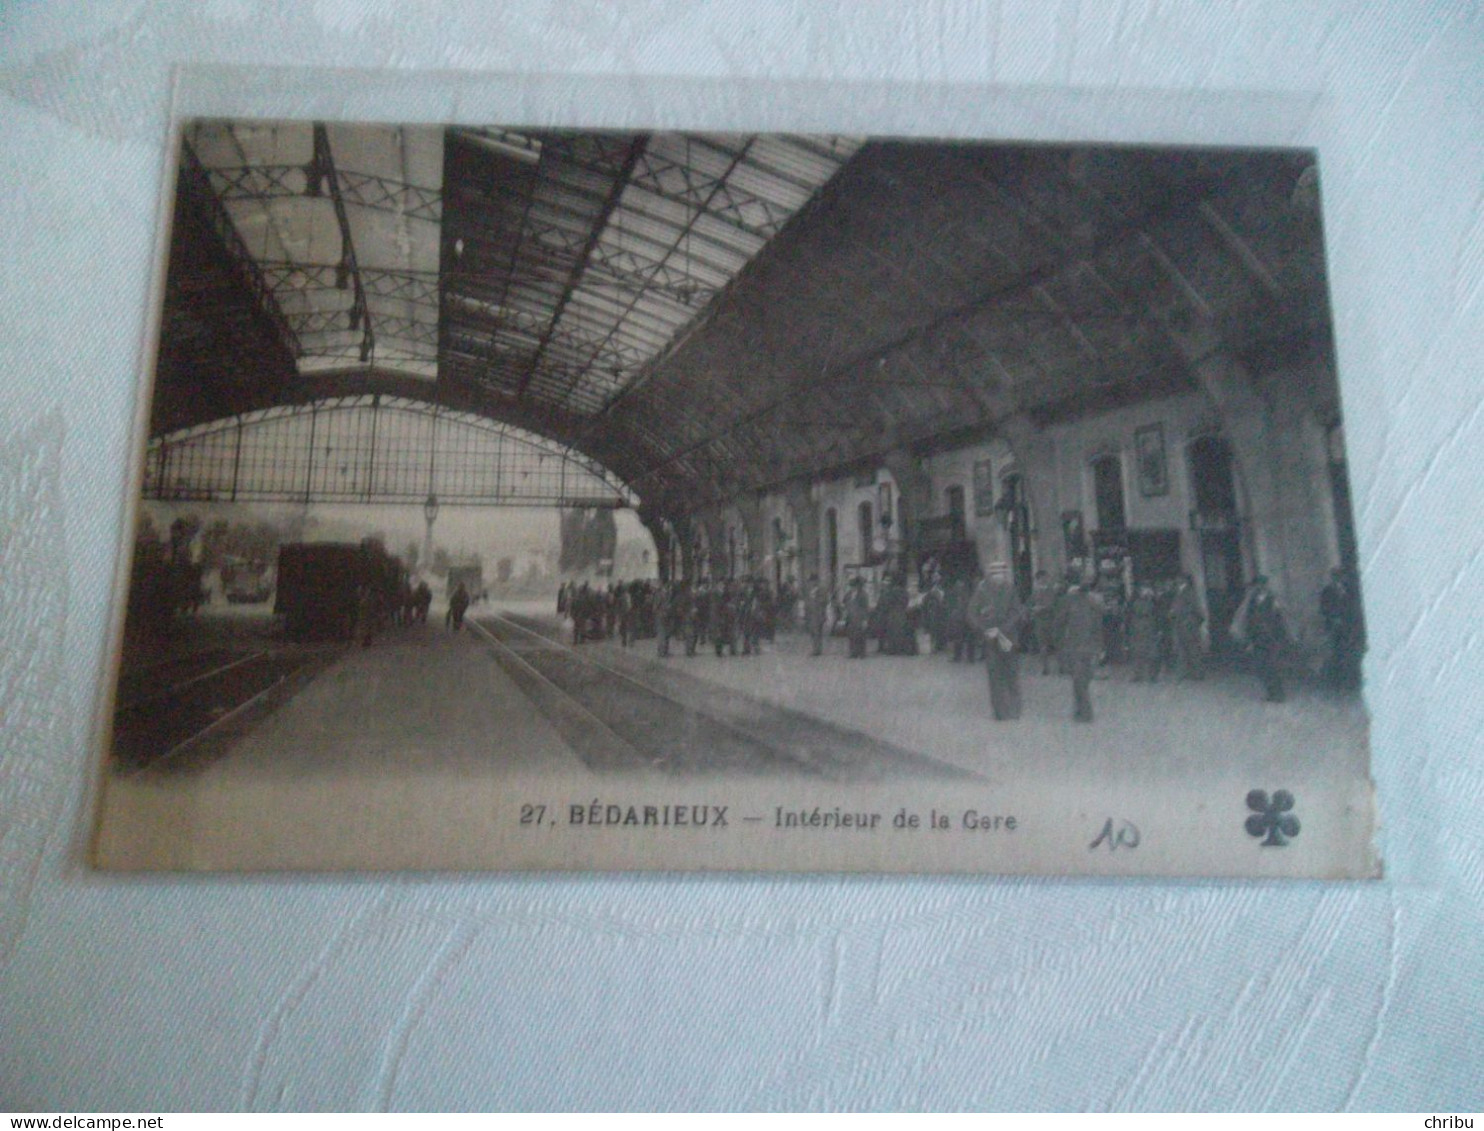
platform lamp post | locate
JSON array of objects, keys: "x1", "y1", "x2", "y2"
[{"x1": 422, "y1": 493, "x2": 439, "y2": 579}]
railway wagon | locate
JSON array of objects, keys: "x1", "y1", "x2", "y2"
[
  {"x1": 275, "y1": 540, "x2": 404, "y2": 641},
  {"x1": 221, "y1": 555, "x2": 274, "y2": 604},
  {"x1": 446, "y1": 564, "x2": 485, "y2": 603}
]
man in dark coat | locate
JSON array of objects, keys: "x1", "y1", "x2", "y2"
[
  {"x1": 447, "y1": 581, "x2": 471, "y2": 632},
  {"x1": 1319, "y1": 567, "x2": 1364, "y2": 690},
  {"x1": 947, "y1": 577, "x2": 977, "y2": 663},
  {"x1": 1242, "y1": 576, "x2": 1289, "y2": 702},
  {"x1": 803, "y1": 574, "x2": 829, "y2": 657},
  {"x1": 738, "y1": 579, "x2": 761, "y2": 656},
  {"x1": 615, "y1": 583, "x2": 635, "y2": 648},
  {"x1": 654, "y1": 582, "x2": 674, "y2": 657},
  {"x1": 966, "y1": 564, "x2": 1025, "y2": 720},
  {"x1": 1055, "y1": 574, "x2": 1103, "y2": 722},
  {"x1": 570, "y1": 583, "x2": 589, "y2": 644},
  {"x1": 921, "y1": 577, "x2": 947, "y2": 654},
  {"x1": 1127, "y1": 584, "x2": 1163, "y2": 683},
  {"x1": 687, "y1": 581, "x2": 709, "y2": 656},
  {"x1": 1168, "y1": 573, "x2": 1206, "y2": 680},
  {"x1": 878, "y1": 574, "x2": 917, "y2": 655},
  {"x1": 712, "y1": 581, "x2": 738, "y2": 657},
  {"x1": 844, "y1": 577, "x2": 871, "y2": 659},
  {"x1": 1030, "y1": 569, "x2": 1058, "y2": 675}
]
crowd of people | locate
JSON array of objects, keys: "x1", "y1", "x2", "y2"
[
  {"x1": 558, "y1": 577, "x2": 799, "y2": 655},
  {"x1": 555, "y1": 561, "x2": 1365, "y2": 723}
]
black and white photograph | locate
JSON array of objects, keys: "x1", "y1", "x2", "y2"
[{"x1": 92, "y1": 119, "x2": 1376, "y2": 876}]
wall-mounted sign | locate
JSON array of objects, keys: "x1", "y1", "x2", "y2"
[
  {"x1": 1136, "y1": 422, "x2": 1169, "y2": 497},
  {"x1": 972, "y1": 458, "x2": 997, "y2": 516}
]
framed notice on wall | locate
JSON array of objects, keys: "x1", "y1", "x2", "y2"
[
  {"x1": 972, "y1": 458, "x2": 996, "y2": 516},
  {"x1": 1136, "y1": 423, "x2": 1169, "y2": 497}
]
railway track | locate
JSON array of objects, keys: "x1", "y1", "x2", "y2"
[
  {"x1": 471, "y1": 611, "x2": 967, "y2": 781},
  {"x1": 111, "y1": 645, "x2": 339, "y2": 772}
]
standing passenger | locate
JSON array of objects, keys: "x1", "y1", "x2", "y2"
[
  {"x1": 1030, "y1": 569, "x2": 1058, "y2": 676},
  {"x1": 803, "y1": 574, "x2": 829, "y2": 657},
  {"x1": 844, "y1": 577, "x2": 871, "y2": 659},
  {"x1": 447, "y1": 581, "x2": 470, "y2": 632},
  {"x1": 921, "y1": 576, "x2": 947, "y2": 654},
  {"x1": 616, "y1": 584, "x2": 634, "y2": 648},
  {"x1": 654, "y1": 582, "x2": 674, "y2": 657},
  {"x1": 1319, "y1": 568, "x2": 1364, "y2": 690},
  {"x1": 712, "y1": 581, "x2": 738, "y2": 657},
  {"x1": 688, "y1": 581, "x2": 709, "y2": 655},
  {"x1": 1055, "y1": 574, "x2": 1103, "y2": 722},
  {"x1": 946, "y1": 576, "x2": 976, "y2": 663},
  {"x1": 878, "y1": 574, "x2": 917, "y2": 655},
  {"x1": 966, "y1": 563, "x2": 1025, "y2": 720},
  {"x1": 1169, "y1": 573, "x2": 1206, "y2": 680},
  {"x1": 1242, "y1": 576, "x2": 1289, "y2": 703},
  {"x1": 1127, "y1": 584, "x2": 1162, "y2": 683}
]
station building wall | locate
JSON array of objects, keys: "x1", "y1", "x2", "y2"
[
  {"x1": 691, "y1": 360, "x2": 1347, "y2": 661},
  {"x1": 1029, "y1": 390, "x2": 1222, "y2": 593},
  {"x1": 919, "y1": 438, "x2": 1017, "y2": 577},
  {"x1": 811, "y1": 468, "x2": 900, "y2": 592}
]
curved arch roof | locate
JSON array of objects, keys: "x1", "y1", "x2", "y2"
[
  {"x1": 147, "y1": 395, "x2": 634, "y2": 508},
  {"x1": 154, "y1": 122, "x2": 1334, "y2": 517}
]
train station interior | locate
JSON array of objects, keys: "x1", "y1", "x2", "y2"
[{"x1": 97, "y1": 121, "x2": 1370, "y2": 869}]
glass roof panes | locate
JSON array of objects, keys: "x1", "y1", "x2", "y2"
[
  {"x1": 440, "y1": 129, "x2": 861, "y2": 416},
  {"x1": 187, "y1": 121, "x2": 445, "y2": 378},
  {"x1": 173, "y1": 122, "x2": 860, "y2": 495}
]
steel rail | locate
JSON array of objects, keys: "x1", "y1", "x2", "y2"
[
  {"x1": 464, "y1": 618, "x2": 656, "y2": 769},
  {"x1": 472, "y1": 611, "x2": 817, "y2": 774}
]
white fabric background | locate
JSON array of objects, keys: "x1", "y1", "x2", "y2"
[{"x1": 1, "y1": 0, "x2": 1481, "y2": 1111}]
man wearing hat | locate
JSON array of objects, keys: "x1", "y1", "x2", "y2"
[
  {"x1": 966, "y1": 561, "x2": 1025, "y2": 720},
  {"x1": 1243, "y1": 575, "x2": 1289, "y2": 702},
  {"x1": 803, "y1": 573, "x2": 829, "y2": 657},
  {"x1": 1168, "y1": 572, "x2": 1206, "y2": 681},
  {"x1": 1055, "y1": 570, "x2": 1104, "y2": 722},
  {"x1": 844, "y1": 575, "x2": 872, "y2": 659}
]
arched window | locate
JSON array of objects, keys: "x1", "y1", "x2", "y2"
[
  {"x1": 945, "y1": 484, "x2": 966, "y2": 538},
  {"x1": 858, "y1": 500, "x2": 874, "y2": 563},
  {"x1": 1188, "y1": 434, "x2": 1238, "y2": 515}
]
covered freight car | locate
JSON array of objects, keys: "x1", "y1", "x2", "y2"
[{"x1": 274, "y1": 540, "x2": 405, "y2": 642}]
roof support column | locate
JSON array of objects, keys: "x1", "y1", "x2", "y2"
[
  {"x1": 784, "y1": 482, "x2": 820, "y2": 581},
  {"x1": 882, "y1": 450, "x2": 932, "y2": 579},
  {"x1": 637, "y1": 505, "x2": 676, "y2": 582},
  {"x1": 670, "y1": 514, "x2": 697, "y2": 582},
  {"x1": 694, "y1": 510, "x2": 728, "y2": 580},
  {"x1": 1000, "y1": 414, "x2": 1063, "y2": 581},
  {"x1": 1187, "y1": 349, "x2": 1276, "y2": 577},
  {"x1": 733, "y1": 496, "x2": 764, "y2": 577},
  {"x1": 1157, "y1": 308, "x2": 1343, "y2": 649},
  {"x1": 1190, "y1": 349, "x2": 1340, "y2": 640}
]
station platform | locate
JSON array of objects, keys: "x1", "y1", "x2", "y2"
[
  {"x1": 94, "y1": 615, "x2": 582, "y2": 870},
  {"x1": 536, "y1": 602, "x2": 1370, "y2": 788},
  {"x1": 92, "y1": 598, "x2": 1370, "y2": 871}
]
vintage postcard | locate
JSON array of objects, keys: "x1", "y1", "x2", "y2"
[{"x1": 92, "y1": 118, "x2": 1377, "y2": 877}]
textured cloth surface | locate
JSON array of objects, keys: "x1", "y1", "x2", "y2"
[{"x1": 1, "y1": 1, "x2": 1482, "y2": 1111}]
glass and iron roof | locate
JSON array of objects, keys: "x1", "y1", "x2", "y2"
[
  {"x1": 160, "y1": 123, "x2": 1331, "y2": 516},
  {"x1": 183, "y1": 121, "x2": 859, "y2": 412}
]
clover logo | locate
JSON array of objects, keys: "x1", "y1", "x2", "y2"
[{"x1": 1245, "y1": 789, "x2": 1299, "y2": 847}]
